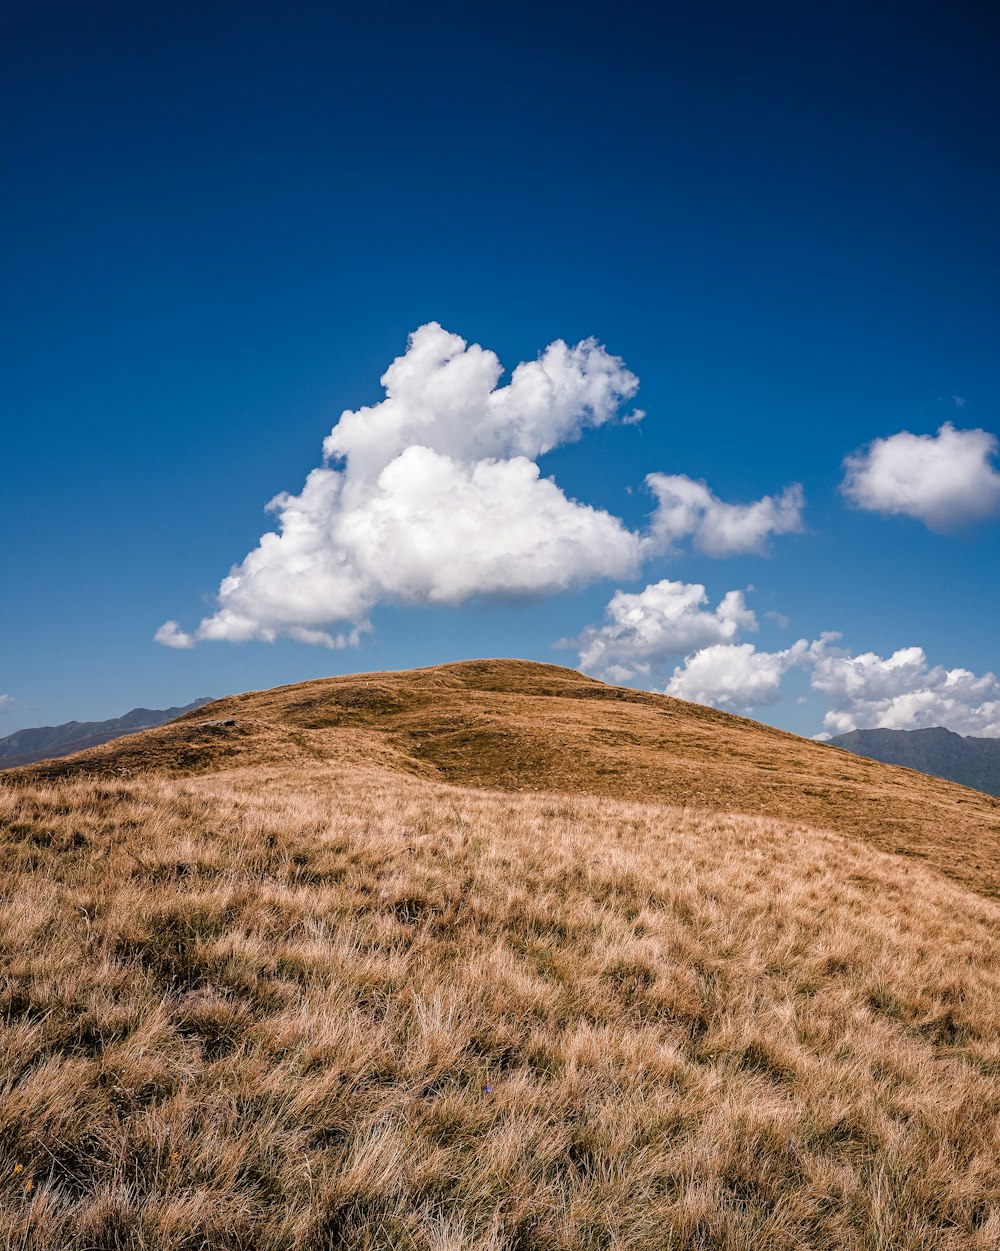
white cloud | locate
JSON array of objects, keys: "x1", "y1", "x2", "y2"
[
  {"x1": 645, "y1": 474, "x2": 804, "y2": 557},
  {"x1": 571, "y1": 576, "x2": 1000, "y2": 737},
  {"x1": 640, "y1": 631, "x2": 1000, "y2": 735},
  {"x1": 154, "y1": 621, "x2": 194, "y2": 649},
  {"x1": 159, "y1": 324, "x2": 809, "y2": 650},
  {"x1": 0, "y1": 694, "x2": 13, "y2": 712},
  {"x1": 576, "y1": 579, "x2": 757, "y2": 683},
  {"x1": 665, "y1": 640, "x2": 810, "y2": 713},
  {"x1": 841, "y1": 421, "x2": 1000, "y2": 531},
  {"x1": 810, "y1": 639, "x2": 1000, "y2": 737},
  {"x1": 323, "y1": 327, "x2": 643, "y2": 472},
  {"x1": 159, "y1": 323, "x2": 644, "y2": 647},
  {"x1": 574, "y1": 576, "x2": 807, "y2": 716}
]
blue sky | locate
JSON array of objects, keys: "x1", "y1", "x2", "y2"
[{"x1": 3, "y1": 0, "x2": 999, "y2": 738}]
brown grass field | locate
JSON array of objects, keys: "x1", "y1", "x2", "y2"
[{"x1": 2, "y1": 660, "x2": 1000, "y2": 1249}]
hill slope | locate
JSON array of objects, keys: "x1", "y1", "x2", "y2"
[
  {"x1": 831, "y1": 725, "x2": 1000, "y2": 798},
  {"x1": 2, "y1": 751, "x2": 999, "y2": 1248},
  {"x1": 4, "y1": 660, "x2": 1000, "y2": 1247},
  {"x1": 0, "y1": 698, "x2": 213, "y2": 768},
  {"x1": 12, "y1": 659, "x2": 1000, "y2": 900}
]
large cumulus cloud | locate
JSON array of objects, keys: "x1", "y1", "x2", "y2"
[
  {"x1": 158, "y1": 324, "x2": 644, "y2": 647},
  {"x1": 159, "y1": 324, "x2": 803, "y2": 648}
]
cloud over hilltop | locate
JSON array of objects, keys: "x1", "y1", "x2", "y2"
[
  {"x1": 159, "y1": 325, "x2": 804, "y2": 648},
  {"x1": 661, "y1": 631, "x2": 1000, "y2": 734},
  {"x1": 575, "y1": 578, "x2": 815, "y2": 714},
  {"x1": 575, "y1": 580, "x2": 758, "y2": 684},
  {"x1": 841, "y1": 421, "x2": 1000, "y2": 531},
  {"x1": 665, "y1": 640, "x2": 812, "y2": 712}
]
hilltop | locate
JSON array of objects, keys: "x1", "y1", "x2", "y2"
[
  {"x1": 3, "y1": 660, "x2": 1000, "y2": 1249},
  {"x1": 13, "y1": 658, "x2": 1000, "y2": 900}
]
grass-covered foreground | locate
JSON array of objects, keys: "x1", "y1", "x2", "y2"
[{"x1": 2, "y1": 764, "x2": 999, "y2": 1249}]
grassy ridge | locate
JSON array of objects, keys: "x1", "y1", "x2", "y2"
[
  {"x1": 14, "y1": 660, "x2": 1000, "y2": 901},
  {"x1": 2, "y1": 762, "x2": 999, "y2": 1249}
]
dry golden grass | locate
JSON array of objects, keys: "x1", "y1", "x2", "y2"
[
  {"x1": 14, "y1": 660, "x2": 1000, "y2": 900},
  {"x1": 3, "y1": 741, "x2": 1000, "y2": 1249}
]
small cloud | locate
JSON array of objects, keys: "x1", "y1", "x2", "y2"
[
  {"x1": 841, "y1": 421, "x2": 1000, "y2": 531},
  {"x1": 644, "y1": 474, "x2": 805, "y2": 557},
  {"x1": 952, "y1": 395, "x2": 966, "y2": 408},
  {"x1": 764, "y1": 610, "x2": 790, "y2": 628},
  {"x1": 0, "y1": 694, "x2": 13, "y2": 711},
  {"x1": 154, "y1": 621, "x2": 194, "y2": 649}
]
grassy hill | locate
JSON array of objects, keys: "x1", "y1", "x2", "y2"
[
  {"x1": 16, "y1": 659, "x2": 1000, "y2": 900},
  {"x1": 3, "y1": 660, "x2": 1000, "y2": 1249}
]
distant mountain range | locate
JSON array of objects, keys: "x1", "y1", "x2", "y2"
[
  {"x1": 0, "y1": 698, "x2": 213, "y2": 768},
  {"x1": 830, "y1": 726, "x2": 1000, "y2": 798}
]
